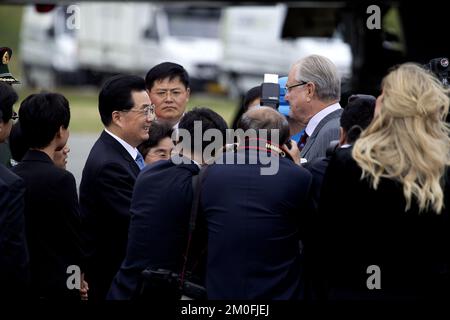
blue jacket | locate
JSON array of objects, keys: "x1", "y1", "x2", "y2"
[{"x1": 202, "y1": 149, "x2": 313, "y2": 299}]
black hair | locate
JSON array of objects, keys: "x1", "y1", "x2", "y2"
[
  {"x1": 138, "y1": 121, "x2": 174, "y2": 157},
  {"x1": 243, "y1": 85, "x2": 262, "y2": 110},
  {"x1": 0, "y1": 82, "x2": 18, "y2": 123},
  {"x1": 98, "y1": 74, "x2": 147, "y2": 126},
  {"x1": 231, "y1": 85, "x2": 262, "y2": 130},
  {"x1": 238, "y1": 107, "x2": 290, "y2": 145},
  {"x1": 178, "y1": 107, "x2": 228, "y2": 153},
  {"x1": 19, "y1": 92, "x2": 70, "y2": 149},
  {"x1": 145, "y1": 62, "x2": 190, "y2": 90},
  {"x1": 9, "y1": 121, "x2": 28, "y2": 162},
  {"x1": 341, "y1": 94, "x2": 376, "y2": 144}
]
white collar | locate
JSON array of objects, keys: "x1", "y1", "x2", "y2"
[
  {"x1": 305, "y1": 102, "x2": 342, "y2": 137},
  {"x1": 105, "y1": 129, "x2": 139, "y2": 160},
  {"x1": 191, "y1": 158, "x2": 202, "y2": 169}
]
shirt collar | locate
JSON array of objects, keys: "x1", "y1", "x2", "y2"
[
  {"x1": 191, "y1": 159, "x2": 202, "y2": 169},
  {"x1": 305, "y1": 102, "x2": 342, "y2": 137},
  {"x1": 105, "y1": 129, "x2": 139, "y2": 160}
]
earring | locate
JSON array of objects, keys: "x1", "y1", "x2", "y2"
[{"x1": 306, "y1": 97, "x2": 311, "y2": 102}]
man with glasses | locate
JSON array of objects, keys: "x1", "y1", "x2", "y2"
[
  {"x1": 285, "y1": 54, "x2": 343, "y2": 162},
  {"x1": 145, "y1": 62, "x2": 190, "y2": 129},
  {"x1": 79, "y1": 75, "x2": 153, "y2": 300}
]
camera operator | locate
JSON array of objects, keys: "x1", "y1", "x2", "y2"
[{"x1": 202, "y1": 107, "x2": 313, "y2": 299}]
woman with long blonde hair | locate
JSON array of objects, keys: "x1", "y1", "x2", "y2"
[
  {"x1": 314, "y1": 63, "x2": 450, "y2": 300},
  {"x1": 353, "y1": 63, "x2": 450, "y2": 214}
]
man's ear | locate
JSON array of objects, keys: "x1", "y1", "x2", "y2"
[
  {"x1": 339, "y1": 127, "x2": 347, "y2": 146},
  {"x1": 186, "y1": 87, "x2": 190, "y2": 102},
  {"x1": 111, "y1": 111, "x2": 123, "y2": 127},
  {"x1": 56, "y1": 125, "x2": 64, "y2": 138},
  {"x1": 307, "y1": 82, "x2": 315, "y2": 99}
]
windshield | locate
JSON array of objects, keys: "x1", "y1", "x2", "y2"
[{"x1": 166, "y1": 8, "x2": 221, "y2": 39}]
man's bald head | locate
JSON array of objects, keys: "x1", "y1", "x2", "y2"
[{"x1": 238, "y1": 107, "x2": 290, "y2": 145}]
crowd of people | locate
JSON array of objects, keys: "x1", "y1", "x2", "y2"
[{"x1": 1, "y1": 47, "x2": 450, "y2": 301}]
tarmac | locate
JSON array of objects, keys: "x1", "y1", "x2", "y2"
[{"x1": 66, "y1": 132, "x2": 99, "y2": 190}]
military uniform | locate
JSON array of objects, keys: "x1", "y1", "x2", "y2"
[{"x1": 0, "y1": 47, "x2": 20, "y2": 167}]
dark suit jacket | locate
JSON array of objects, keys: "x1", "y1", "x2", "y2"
[
  {"x1": 79, "y1": 130, "x2": 141, "y2": 300},
  {"x1": 300, "y1": 108, "x2": 342, "y2": 162},
  {"x1": 0, "y1": 163, "x2": 30, "y2": 299},
  {"x1": 107, "y1": 158, "x2": 200, "y2": 300},
  {"x1": 12, "y1": 150, "x2": 83, "y2": 300},
  {"x1": 202, "y1": 149, "x2": 313, "y2": 299},
  {"x1": 314, "y1": 147, "x2": 450, "y2": 300}
]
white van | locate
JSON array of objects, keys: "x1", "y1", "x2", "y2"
[
  {"x1": 20, "y1": 3, "x2": 222, "y2": 88},
  {"x1": 219, "y1": 4, "x2": 352, "y2": 98},
  {"x1": 20, "y1": 5, "x2": 80, "y2": 87}
]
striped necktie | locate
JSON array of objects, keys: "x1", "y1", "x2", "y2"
[{"x1": 135, "y1": 152, "x2": 145, "y2": 170}]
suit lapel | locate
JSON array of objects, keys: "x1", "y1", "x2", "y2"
[
  {"x1": 100, "y1": 130, "x2": 140, "y2": 176},
  {"x1": 300, "y1": 108, "x2": 343, "y2": 157}
]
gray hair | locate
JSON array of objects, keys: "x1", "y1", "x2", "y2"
[
  {"x1": 238, "y1": 107, "x2": 290, "y2": 145},
  {"x1": 294, "y1": 54, "x2": 341, "y2": 102}
]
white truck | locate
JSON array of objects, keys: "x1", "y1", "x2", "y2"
[
  {"x1": 218, "y1": 4, "x2": 353, "y2": 98},
  {"x1": 20, "y1": 3, "x2": 222, "y2": 89}
]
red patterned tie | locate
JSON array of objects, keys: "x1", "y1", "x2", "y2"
[{"x1": 298, "y1": 132, "x2": 309, "y2": 151}]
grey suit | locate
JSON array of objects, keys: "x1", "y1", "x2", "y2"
[{"x1": 300, "y1": 108, "x2": 343, "y2": 162}]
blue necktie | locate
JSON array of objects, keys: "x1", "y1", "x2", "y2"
[{"x1": 135, "y1": 152, "x2": 145, "y2": 170}]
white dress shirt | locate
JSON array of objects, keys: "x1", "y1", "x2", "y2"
[
  {"x1": 105, "y1": 129, "x2": 139, "y2": 160},
  {"x1": 304, "y1": 102, "x2": 342, "y2": 137}
]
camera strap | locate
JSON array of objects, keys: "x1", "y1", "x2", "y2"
[
  {"x1": 179, "y1": 165, "x2": 208, "y2": 289},
  {"x1": 238, "y1": 138, "x2": 286, "y2": 157}
]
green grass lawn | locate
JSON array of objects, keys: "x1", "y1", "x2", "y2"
[{"x1": 15, "y1": 87, "x2": 239, "y2": 133}]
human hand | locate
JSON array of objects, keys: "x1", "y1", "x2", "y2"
[{"x1": 282, "y1": 140, "x2": 301, "y2": 165}]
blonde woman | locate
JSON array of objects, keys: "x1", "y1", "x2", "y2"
[{"x1": 314, "y1": 63, "x2": 450, "y2": 300}]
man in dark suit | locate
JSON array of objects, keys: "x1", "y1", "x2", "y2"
[
  {"x1": 285, "y1": 54, "x2": 343, "y2": 162},
  {"x1": 203, "y1": 107, "x2": 313, "y2": 299},
  {"x1": 12, "y1": 92, "x2": 84, "y2": 300},
  {"x1": 108, "y1": 107, "x2": 228, "y2": 300},
  {"x1": 304, "y1": 94, "x2": 376, "y2": 210},
  {"x1": 80, "y1": 75, "x2": 153, "y2": 300},
  {"x1": 0, "y1": 82, "x2": 29, "y2": 299}
]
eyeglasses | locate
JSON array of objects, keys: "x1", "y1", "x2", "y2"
[
  {"x1": 121, "y1": 104, "x2": 156, "y2": 120},
  {"x1": 284, "y1": 81, "x2": 308, "y2": 93}
]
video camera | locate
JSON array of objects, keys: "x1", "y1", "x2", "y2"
[
  {"x1": 139, "y1": 267, "x2": 206, "y2": 300},
  {"x1": 424, "y1": 57, "x2": 449, "y2": 87}
]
